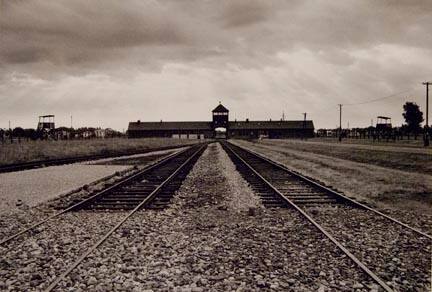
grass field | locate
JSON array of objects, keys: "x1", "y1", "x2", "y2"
[
  {"x1": 255, "y1": 139, "x2": 432, "y2": 175},
  {"x1": 0, "y1": 138, "x2": 201, "y2": 166},
  {"x1": 232, "y1": 139, "x2": 432, "y2": 214},
  {"x1": 310, "y1": 137, "x2": 428, "y2": 148}
]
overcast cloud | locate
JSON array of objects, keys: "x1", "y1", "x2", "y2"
[{"x1": 1, "y1": 0, "x2": 431, "y2": 130}]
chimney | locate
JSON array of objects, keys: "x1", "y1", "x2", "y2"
[
  {"x1": 137, "y1": 120, "x2": 141, "y2": 124},
  {"x1": 246, "y1": 118, "x2": 249, "y2": 123}
]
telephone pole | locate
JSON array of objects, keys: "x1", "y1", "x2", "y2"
[
  {"x1": 302, "y1": 112, "x2": 307, "y2": 140},
  {"x1": 338, "y1": 104, "x2": 342, "y2": 142},
  {"x1": 9, "y1": 120, "x2": 12, "y2": 143},
  {"x1": 422, "y1": 82, "x2": 430, "y2": 146}
]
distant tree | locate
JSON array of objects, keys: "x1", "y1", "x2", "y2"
[
  {"x1": 12, "y1": 127, "x2": 25, "y2": 137},
  {"x1": 56, "y1": 126, "x2": 71, "y2": 132},
  {"x1": 24, "y1": 128, "x2": 38, "y2": 140},
  {"x1": 403, "y1": 102, "x2": 424, "y2": 138}
]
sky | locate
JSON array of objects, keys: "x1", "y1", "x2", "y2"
[{"x1": 1, "y1": 0, "x2": 431, "y2": 131}]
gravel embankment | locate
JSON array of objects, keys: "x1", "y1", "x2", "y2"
[
  {"x1": 54, "y1": 143, "x2": 376, "y2": 291},
  {"x1": 304, "y1": 206, "x2": 431, "y2": 291},
  {"x1": 216, "y1": 144, "x2": 261, "y2": 212}
]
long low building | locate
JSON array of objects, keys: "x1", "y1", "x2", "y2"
[
  {"x1": 128, "y1": 121, "x2": 213, "y2": 139},
  {"x1": 128, "y1": 103, "x2": 314, "y2": 139}
]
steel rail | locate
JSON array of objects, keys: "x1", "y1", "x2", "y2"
[
  {"x1": 228, "y1": 141, "x2": 432, "y2": 240},
  {"x1": 0, "y1": 145, "x2": 194, "y2": 246},
  {"x1": 223, "y1": 142, "x2": 394, "y2": 292},
  {"x1": 43, "y1": 143, "x2": 206, "y2": 292},
  {"x1": 0, "y1": 144, "x2": 191, "y2": 173}
]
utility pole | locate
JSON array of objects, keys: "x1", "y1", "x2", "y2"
[
  {"x1": 338, "y1": 104, "x2": 342, "y2": 142},
  {"x1": 302, "y1": 112, "x2": 307, "y2": 140},
  {"x1": 422, "y1": 82, "x2": 430, "y2": 146},
  {"x1": 70, "y1": 115, "x2": 73, "y2": 129},
  {"x1": 9, "y1": 120, "x2": 12, "y2": 143}
]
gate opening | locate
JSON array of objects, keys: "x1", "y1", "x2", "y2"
[{"x1": 214, "y1": 127, "x2": 227, "y2": 139}]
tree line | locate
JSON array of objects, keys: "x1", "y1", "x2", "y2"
[
  {"x1": 0, "y1": 127, "x2": 124, "y2": 143},
  {"x1": 317, "y1": 101, "x2": 429, "y2": 140}
]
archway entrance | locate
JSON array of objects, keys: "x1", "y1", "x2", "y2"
[{"x1": 214, "y1": 127, "x2": 227, "y2": 139}]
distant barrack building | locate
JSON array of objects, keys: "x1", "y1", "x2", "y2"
[{"x1": 128, "y1": 103, "x2": 314, "y2": 139}]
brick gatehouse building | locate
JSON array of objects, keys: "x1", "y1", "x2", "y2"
[{"x1": 128, "y1": 103, "x2": 314, "y2": 139}]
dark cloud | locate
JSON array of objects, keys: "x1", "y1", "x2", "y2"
[
  {"x1": 0, "y1": 0, "x2": 190, "y2": 72},
  {"x1": 0, "y1": 0, "x2": 431, "y2": 129},
  {"x1": 220, "y1": 0, "x2": 273, "y2": 28},
  {"x1": 2, "y1": 47, "x2": 47, "y2": 64},
  {"x1": 1, "y1": 0, "x2": 431, "y2": 74}
]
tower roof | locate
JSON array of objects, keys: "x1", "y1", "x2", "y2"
[{"x1": 212, "y1": 103, "x2": 229, "y2": 113}]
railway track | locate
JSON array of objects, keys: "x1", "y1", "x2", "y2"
[
  {"x1": 75, "y1": 144, "x2": 205, "y2": 211},
  {"x1": 1, "y1": 141, "x2": 429, "y2": 290},
  {"x1": 222, "y1": 141, "x2": 431, "y2": 292},
  {"x1": 0, "y1": 143, "x2": 207, "y2": 291},
  {"x1": 0, "y1": 143, "x2": 191, "y2": 173}
]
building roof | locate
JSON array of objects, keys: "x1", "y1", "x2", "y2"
[
  {"x1": 128, "y1": 120, "x2": 314, "y2": 131},
  {"x1": 128, "y1": 121, "x2": 212, "y2": 131},
  {"x1": 229, "y1": 120, "x2": 314, "y2": 130},
  {"x1": 212, "y1": 103, "x2": 229, "y2": 113}
]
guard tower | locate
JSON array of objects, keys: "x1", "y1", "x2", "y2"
[
  {"x1": 37, "y1": 115, "x2": 55, "y2": 132},
  {"x1": 212, "y1": 102, "x2": 229, "y2": 139},
  {"x1": 376, "y1": 116, "x2": 392, "y2": 132},
  {"x1": 212, "y1": 102, "x2": 229, "y2": 129}
]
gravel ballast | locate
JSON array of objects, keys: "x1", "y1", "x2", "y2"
[
  {"x1": 54, "y1": 143, "x2": 376, "y2": 291},
  {"x1": 0, "y1": 212, "x2": 124, "y2": 291},
  {"x1": 303, "y1": 206, "x2": 431, "y2": 291}
]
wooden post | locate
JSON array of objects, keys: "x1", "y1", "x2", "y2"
[
  {"x1": 422, "y1": 82, "x2": 430, "y2": 146},
  {"x1": 338, "y1": 104, "x2": 342, "y2": 142}
]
